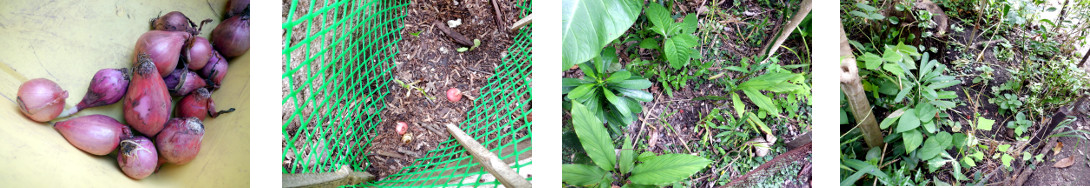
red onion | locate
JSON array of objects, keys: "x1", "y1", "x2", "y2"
[
  {"x1": 53, "y1": 115, "x2": 124, "y2": 155},
  {"x1": 156, "y1": 117, "x2": 204, "y2": 165},
  {"x1": 211, "y1": 14, "x2": 249, "y2": 58},
  {"x1": 227, "y1": 0, "x2": 249, "y2": 17},
  {"x1": 17, "y1": 78, "x2": 68, "y2": 122},
  {"x1": 185, "y1": 37, "x2": 212, "y2": 71},
  {"x1": 118, "y1": 136, "x2": 158, "y2": 180},
  {"x1": 396, "y1": 121, "x2": 408, "y2": 135},
  {"x1": 200, "y1": 51, "x2": 228, "y2": 88},
  {"x1": 163, "y1": 68, "x2": 207, "y2": 97},
  {"x1": 446, "y1": 88, "x2": 462, "y2": 102},
  {"x1": 124, "y1": 55, "x2": 172, "y2": 137},
  {"x1": 59, "y1": 69, "x2": 130, "y2": 117},
  {"x1": 133, "y1": 30, "x2": 191, "y2": 76},
  {"x1": 176, "y1": 88, "x2": 234, "y2": 121}
]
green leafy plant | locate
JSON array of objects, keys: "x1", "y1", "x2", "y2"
[
  {"x1": 456, "y1": 39, "x2": 481, "y2": 52},
  {"x1": 563, "y1": 101, "x2": 710, "y2": 187},
  {"x1": 988, "y1": 93, "x2": 1022, "y2": 115},
  {"x1": 972, "y1": 65, "x2": 994, "y2": 85},
  {"x1": 644, "y1": 3, "x2": 699, "y2": 69},
  {"x1": 563, "y1": 48, "x2": 654, "y2": 132},
  {"x1": 1006, "y1": 112, "x2": 1031, "y2": 139},
  {"x1": 561, "y1": 0, "x2": 643, "y2": 70}
]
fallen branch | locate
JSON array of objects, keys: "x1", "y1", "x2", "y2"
[
  {"x1": 491, "y1": 0, "x2": 506, "y2": 30},
  {"x1": 445, "y1": 124, "x2": 532, "y2": 188},
  {"x1": 434, "y1": 20, "x2": 475, "y2": 46},
  {"x1": 282, "y1": 165, "x2": 374, "y2": 188}
]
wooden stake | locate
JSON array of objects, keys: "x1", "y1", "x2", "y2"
[
  {"x1": 445, "y1": 123, "x2": 532, "y2": 188},
  {"x1": 841, "y1": 22, "x2": 884, "y2": 148},
  {"x1": 508, "y1": 13, "x2": 533, "y2": 33}
]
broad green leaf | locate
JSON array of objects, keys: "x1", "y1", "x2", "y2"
[
  {"x1": 963, "y1": 156, "x2": 976, "y2": 167},
  {"x1": 918, "y1": 137, "x2": 943, "y2": 160},
  {"x1": 645, "y1": 3, "x2": 671, "y2": 34},
  {"x1": 568, "y1": 84, "x2": 596, "y2": 100},
  {"x1": 903, "y1": 129, "x2": 923, "y2": 153},
  {"x1": 896, "y1": 109, "x2": 920, "y2": 133},
  {"x1": 665, "y1": 35, "x2": 697, "y2": 68},
  {"x1": 861, "y1": 53, "x2": 882, "y2": 70},
  {"x1": 916, "y1": 102, "x2": 938, "y2": 122},
  {"x1": 615, "y1": 88, "x2": 653, "y2": 102},
  {"x1": 629, "y1": 154, "x2": 711, "y2": 185},
  {"x1": 614, "y1": 79, "x2": 653, "y2": 89},
  {"x1": 571, "y1": 101, "x2": 617, "y2": 171},
  {"x1": 997, "y1": 144, "x2": 1011, "y2": 152},
  {"x1": 855, "y1": 3, "x2": 877, "y2": 12},
  {"x1": 637, "y1": 152, "x2": 655, "y2": 162},
  {"x1": 1001, "y1": 154, "x2": 1013, "y2": 167},
  {"x1": 731, "y1": 92, "x2": 745, "y2": 118},
  {"x1": 953, "y1": 133, "x2": 967, "y2": 150},
  {"x1": 743, "y1": 89, "x2": 780, "y2": 115},
  {"x1": 738, "y1": 72, "x2": 800, "y2": 91},
  {"x1": 639, "y1": 38, "x2": 660, "y2": 49},
  {"x1": 606, "y1": 71, "x2": 632, "y2": 83},
  {"x1": 880, "y1": 108, "x2": 906, "y2": 129},
  {"x1": 563, "y1": 164, "x2": 608, "y2": 186},
  {"x1": 681, "y1": 14, "x2": 698, "y2": 33},
  {"x1": 562, "y1": 0, "x2": 643, "y2": 70},
  {"x1": 977, "y1": 117, "x2": 995, "y2": 131},
  {"x1": 603, "y1": 88, "x2": 631, "y2": 118},
  {"x1": 922, "y1": 121, "x2": 936, "y2": 133},
  {"x1": 933, "y1": 132, "x2": 953, "y2": 149},
  {"x1": 620, "y1": 137, "x2": 635, "y2": 174},
  {"x1": 883, "y1": 63, "x2": 905, "y2": 78}
]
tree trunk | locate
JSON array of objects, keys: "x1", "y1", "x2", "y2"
[{"x1": 840, "y1": 22, "x2": 884, "y2": 148}]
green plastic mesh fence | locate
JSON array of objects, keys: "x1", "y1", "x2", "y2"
[{"x1": 283, "y1": 0, "x2": 532, "y2": 187}]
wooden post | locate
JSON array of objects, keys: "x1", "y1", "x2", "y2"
[
  {"x1": 840, "y1": 23, "x2": 884, "y2": 148},
  {"x1": 445, "y1": 124, "x2": 532, "y2": 188}
]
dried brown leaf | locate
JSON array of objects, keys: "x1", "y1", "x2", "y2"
[{"x1": 1054, "y1": 156, "x2": 1076, "y2": 168}]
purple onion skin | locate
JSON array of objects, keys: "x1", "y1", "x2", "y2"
[
  {"x1": 133, "y1": 30, "x2": 190, "y2": 76},
  {"x1": 53, "y1": 115, "x2": 124, "y2": 156},
  {"x1": 211, "y1": 15, "x2": 249, "y2": 58},
  {"x1": 156, "y1": 118, "x2": 204, "y2": 165},
  {"x1": 118, "y1": 136, "x2": 158, "y2": 180},
  {"x1": 186, "y1": 37, "x2": 212, "y2": 71},
  {"x1": 152, "y1": 11, "x2": 196, "y2": 34},
  {"x1": 125, "y1": 55, "x2": 172, "y2": 137},
  {"x1": 201, "y1": 51, "x2": 228, "y2": 89},
  {"x1": 75, "y1": 68, "x2": 130, "y2": 110},
  {"x1": 163, "y1": 69, "x2": 208, "y2": 97},
  {"x1": 227, "y1": 0, "x2": 249, "y2": 17}
]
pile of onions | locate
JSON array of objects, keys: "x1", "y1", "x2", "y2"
[{"x1": 17, "y1": 78, "x2": 68, "y2": 122}]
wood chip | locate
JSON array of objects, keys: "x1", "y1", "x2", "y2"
[
  {"x1": 1053, "y1": 142, "x2": 1063, "y2": 155},
  {"x1": 1054, "y1": 156, "x2": 1076, "y2": 168}
]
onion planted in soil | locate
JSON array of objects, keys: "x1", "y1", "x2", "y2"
[
  {"x1": 61, "y1": 68, "x2": 130, "y2": 117},
  {"x1": 118, "y1": 136, "x2": 157, "y2": 180},
  {"x1": 200, "y1": 51, "x2": 228, "y2": 88},
  {"x1": 133, "y1": 30, "x2": 191, "y2": 76},
  {"x1": 396, "y1": 121, "x2": 408, "y2": 135},
  {"x1": 53, "y1": 115, "x2": 125, "y2": 155},
  {"x1": 176, "y1": 88, "x2": 234, "y2": 121},
  {"x1": 17, "y1": 78, "x2": 68, "y2": 122},
  {"x1": 211, "y1": 14, "x2": 250, "y2": 58},
  {"x1": 156, "y1": 117, "x2": 204, "y2": 165},
  {"x1": 125, "y1": 55, "x2": 173, "y2": 137},
  {"x1": 163, "y1": 68, "x2": 207, "y2": 97},
  {"x1": 185, "y1": 37, "x2": 213, "y2": 71}
]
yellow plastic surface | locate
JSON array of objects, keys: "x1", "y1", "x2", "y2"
[{"x1": 0, "y1": 0, "x2": 249, "y2": 187}]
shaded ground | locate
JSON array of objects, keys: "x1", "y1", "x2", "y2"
[{"x1": 562, "y1": 0, "x2": 811, "y2": 187}]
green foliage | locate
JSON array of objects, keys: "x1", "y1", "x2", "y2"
[
  {"x1": 561, "y1": 0, "x2": 643, "y2": 70},
  {"x1": 1006, "y1": 112, "x2": 1031, "y2": 139},
  {"x1": 563, "y1": 101, "x2": 710, "y2": 187},
  {"x1": 989, "y1": 93, "x2": 1022, "y2": 115},
  {"x1": 563, "y1": 48, "x2": 654, "y2": 130},
  {"x1": 645, "y1": 3, "x2": 699, "y2": 69}
]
